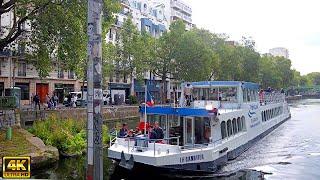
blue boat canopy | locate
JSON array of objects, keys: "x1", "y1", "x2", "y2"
[{"x1": 140, "y1": 106, "x2": 215, "y2": 117}]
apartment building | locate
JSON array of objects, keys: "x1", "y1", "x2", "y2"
[
  {"x1": 107, "y1": 0, "x2": 172, "y2": 102},
  {"x1": 0, "y1": 55, "x2": 81, "y2": 105},
  {"x1": 170, "y1": 0, "x2": 193, "y2": 30},
  {"x1": 0, "y1": 5, "x2": 82, "y2": 105}
]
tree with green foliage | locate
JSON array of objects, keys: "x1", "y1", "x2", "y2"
[
  {"x1": 116, "y1": 17, "x2": 153, "y2": 95},
  {"x1": 152, "y1": 20, "x2": 186, "y2": 102},
  {"x1": 1, "y1": 0, "x2": 120, "y2": 78},
  {"x1": 175, "y1": 29, "x2": 215, "y2": 81},
  {"x1": 305, "y1": 72, "x2": 320, "y2": 86}
]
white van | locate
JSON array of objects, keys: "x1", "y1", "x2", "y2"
[
  {"x1": 64, "y1": 92, "x2": 87, "y2": 106},
  {"x1": 64, "y1": 91, "x2": 109, "y2": 106}
]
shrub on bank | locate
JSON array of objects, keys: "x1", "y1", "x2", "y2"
[{"x1": 28, "y1": 115, "x2": 109, "y2": 156}]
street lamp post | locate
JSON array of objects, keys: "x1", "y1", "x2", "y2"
[{"x1": 87, "y1": 1, "x2": 103, "y2": 180}]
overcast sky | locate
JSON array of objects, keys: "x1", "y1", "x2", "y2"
[{"x1": 183, "y1": 0, "x2": 320, "y2": 75}]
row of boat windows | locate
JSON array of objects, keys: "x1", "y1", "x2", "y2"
[
  {"x1": 243, "y1": 89, "x2": 259, "y2": 102},
  {"x1": 221, "y1": 116, "x2": 246, "y2": 139},
  {"x1": 261, "y1": 106, "x2": 283, "y2": 122}
]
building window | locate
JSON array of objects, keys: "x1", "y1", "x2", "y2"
[
  {"x1": 58, "y1": 68, "x2": 64, "y2": 78},
  {"x1": 123, "y1": 74, "x2": 127, "y2": 83},
  {"x1": 109, "y1": 29, "x2": 113, "y2": 39},
  {"x1": 15, "y1": 83, "x2": 29, "y2": 100},
  {"x1": 0, "y1": 58, "x2": 2, "y2": 75},
  {"x1": 116, "y1": 73, "x2": 120, "y2": 82},
  {"x1": 68, "y1": 71, "x2": 75, "y2": 79},
  {"x1": 0, "y1": 82, "x2": 4, "y2": 96},
  {"x1": 17, "y1": 61, "x2": 26, "y2": 76},
  {"x1": 145, "y1": 25, "x2": 150, "y2": 32}
]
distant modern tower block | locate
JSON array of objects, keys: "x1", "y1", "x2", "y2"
[{"x1": 269, "y1": 47, "x2": 289, "y2": 59}]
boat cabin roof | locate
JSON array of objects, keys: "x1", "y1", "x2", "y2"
[
  {"x1": 139, "y1": 106, "x2": 234, "y2": 117},
  {"x1": 188, "y1": 81, "x2": 259, "y2": 90}
]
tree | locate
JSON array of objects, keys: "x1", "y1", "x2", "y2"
[
  {"x1": 238, "y1": 46, "x2": 260, "y2": 82},
  {"x1": 115, "y1": 17, "x2": 154, "y2": 95},
  {"x1": 152, "y1": 20, "x2": 186, "y2": 102},
  {"x1": 273, "y1": 56, "x2": 294, "y2": 88},
  {"x1": 175, "y1": 29, "x2": 215, "y2": 81},
  {"x1": 306, "y1": 72, "x2": 320, "y2": 86},
  {"x1": 258, "y1": 55, "x2": 282, "y2": 88},
  {"x1": 1, "y1": 0, "x2": 120, "y2": 78}
]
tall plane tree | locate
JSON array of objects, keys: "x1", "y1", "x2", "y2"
[
  {"x1": 0, "y1": 0, "x2": 120, "y2": 78},
  {"x1": 152, "y1": 20, "x2": 185, "y2": 103}
]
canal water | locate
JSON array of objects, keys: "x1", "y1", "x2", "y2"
[{"x1": 32, "y1": 99, "x2": 320, "y2": 179}]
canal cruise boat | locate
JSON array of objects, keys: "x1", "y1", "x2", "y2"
[{"x1": 108, "y1": 81, "x2": 291, "y2": 173}]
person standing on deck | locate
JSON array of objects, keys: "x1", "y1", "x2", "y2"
[{"x1": 184, "y1": 83, "x2": 193, "y2": 106}]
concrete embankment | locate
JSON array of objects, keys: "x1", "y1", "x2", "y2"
[
  {"x1": 286, "y1": 95, "x2": 320, "y2": 101},
  {"x1": 19, "y1": 106, "x2": 139, "y2": 128}
]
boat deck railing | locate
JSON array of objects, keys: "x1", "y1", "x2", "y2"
[
  {"x1": 110, "y1": 135, "x2": 223, "y2": 157},
  {"x1": 260, "y1": 93, "x2": 285, "y2": 105}
]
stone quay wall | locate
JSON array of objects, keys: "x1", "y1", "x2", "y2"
[{"x1": 19, "y1": 106, "x2": 140, "y2": 127}]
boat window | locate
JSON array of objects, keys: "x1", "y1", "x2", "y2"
[
  {"x1": 232, "y1": 118, "x2": 237, "y2": 134},
  {"x1": 219, "y1": 87, "x2": 237, "y2": 102},
  {"x1": 227, "y1": 119, "x2": 233, "y2": 136},
  {"x1": 241, "y1": 116, "x2": 246, "y2": 131},
  {"x1": 220, "y1": 121, "x2": 227, "y2": 139},
  {"x1": 193, "y1": 88, "x2": 209, "y2": 101},
  {"x1": 237, "y1": 117, "x2": 241, "y2": 131},
  {"x1": 193, "y1": 88, "x2": 200, "y2": 101},
  {"x1": 261, "y1": 112, "x2": 264, "y2": 122},
  {"x1": 209, "y1": 88, "x2": 219, "y2": 100},
  {"x1": 168, "y1": 115, "x2": 181, "y2": 145},
  {"x1": 243, "y1": 89, "x2": 247, "y2": 102},
  {"x1": 195, "y1": 117, "x2": 211, "y2": 144}
]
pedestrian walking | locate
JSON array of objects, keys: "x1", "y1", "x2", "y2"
[{"x1": 34, "y1": 94, "x2": 40, "y2": 110}]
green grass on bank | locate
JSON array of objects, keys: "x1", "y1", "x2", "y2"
[
  {"x1": 28, "y1": 116, "x2": 110, "y2": 156},
  {"x1": 0, "y1": 128, "x2": 38, "y2": 157}
]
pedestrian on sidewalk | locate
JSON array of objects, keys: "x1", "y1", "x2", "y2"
[{"x1": 34, "y1": 94, "x2": 40, "y2": 110}]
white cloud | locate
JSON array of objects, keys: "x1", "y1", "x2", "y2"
[{"x1": 184, "y1": 0, "x2": 320, "y2": 75}]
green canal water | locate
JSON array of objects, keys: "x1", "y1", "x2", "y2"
[{"x1": 32, "y1": 99, "x2": 320, "y2": 179}]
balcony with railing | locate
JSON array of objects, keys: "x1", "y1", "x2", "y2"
[{"x1": 171, "y1": 0, "x2": 192, "y2": 15}]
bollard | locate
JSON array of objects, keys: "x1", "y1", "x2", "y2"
[{"x1": 6, "y1": 127, "x2": 12, "y2": 140}]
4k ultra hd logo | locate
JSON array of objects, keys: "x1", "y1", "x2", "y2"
[{"x1": 2, "y1": 157, "x2": 31, "y2": 179}]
